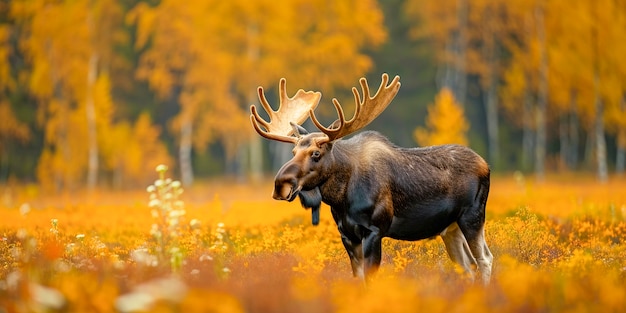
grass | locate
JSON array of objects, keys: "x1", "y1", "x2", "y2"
[{"x1": 1, "y1": 172, "x2": 625, "y2": 312}]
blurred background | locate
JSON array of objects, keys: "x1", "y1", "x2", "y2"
[{"x1": 0, "y1": 0, "x2": 625, "y2": 192}]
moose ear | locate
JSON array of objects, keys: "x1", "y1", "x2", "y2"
[{"x1": 290, "y1": 122, "x2": 309, "y2": 137}]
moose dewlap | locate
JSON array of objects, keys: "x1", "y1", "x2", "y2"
[{"x1": 250, "y1": 73, "x2": 493, "y2": 284}]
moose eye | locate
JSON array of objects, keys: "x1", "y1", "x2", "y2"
[{"x1": 311, "y1": 150, "x2": 321, "y2": 161}]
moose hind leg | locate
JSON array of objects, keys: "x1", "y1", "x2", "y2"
[
  {"x1": 457, "y1": 207, "x2": 493, "y2": 284},
  {"x1": 440, "y1": 222, "x2": 477, "y2": 281},
  {"x1": 461, "y1": 225, "x2": 493, "y2": 285},
  {"x1": 458, "y1": 176, "x2": 494, "y2": 285}
]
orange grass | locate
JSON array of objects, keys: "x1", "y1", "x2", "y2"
[{"x1": 1, "y1": 174, "x2": 626, "y2": 312}]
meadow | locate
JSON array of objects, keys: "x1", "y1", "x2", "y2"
[{"x1": 1, "y1": 169, "x2": 625, "y2": 312}]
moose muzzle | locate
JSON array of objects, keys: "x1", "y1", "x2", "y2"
[{"x1": 272, "y1": 161, "x2": 302, "y2": 202}]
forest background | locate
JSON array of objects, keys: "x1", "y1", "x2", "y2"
[{"x1": 1, "y1": 0, "x2": 626, "y2": 192}]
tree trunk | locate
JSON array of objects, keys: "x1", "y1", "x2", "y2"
[
  {"x1": 454, "y1": 0, "x2": 468, "y2": 106},
  {"x1": 591, "y1": 3, "x2": 608, "y2": 183},
  {"x1": 246, "y1": 24, "x2": 262, "y2": 181},
  {"x1": 559, "y1": 114, "x2": 568, "y2": 170},
  {"x1": 437, "y1": 0, "x2": 468, "y2": 106},
  {"x1": 617, "y1": 130, "x2": 625, "y2": 175},
  {"x1": 86, "y1": 53, "x2": 99, "y2": 191},
  {"x1": 482, "y1": 14, "x2": 499, "y2": 168},
  {"x1": 522, "y1": 87, "x2": 534, "y2": 172},
  {"x1": 568, "y1": 91, "x2": 579, "y2": 169},
  {"x1": 594, "y1": 97, "x2": 608, "y2": 182},
  {"x1": 485, "y1": 73, "x2": 499, "y2": 168},
  {"x1": 270, "y1": 141, "x2": 292, "y2": 171},
  {"x1": 534, "y1": 5, "x2": 548, "y2": 181},
  {"x1": 179, "y1": 116, "x2": 194, "y2": 186},
  {"x1": 616, "y1": 96, "x2": 626, "y2": 175}
]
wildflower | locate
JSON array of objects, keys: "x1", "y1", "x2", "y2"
[
  {"x1": 115, "y1": 292, "x2": 154, "y2": 313},
  {"x1": 76, "y1": 234, "x2": 85, "y2": 241},
  {"x1": 171, "y1": 181, "x2": 182, "y2": 189},
  {"x1": 155, "y1": 164, "x2": 168, "y2": 173},
  {"x1": 148, "y1": 199, "x2": 161, "y2": 208},
  {"x1": 189, "y1": 219, "x2": 201, "y2": 229},
  {"x1": 30, "y1": 283, "x2": 66, "y2": 310},
  {"x1": 16, "y1": 228, "x2": 28, "y2": 240},
  {"x1": 19, "y1": 203, "x2": 31, "y2": 216},
  {"x1": 154, "y1": 179, "x2": 164, "y2": 188},
  {"x1": 66, "y1": 243, "x2": 75, "y2": 253},
  {"x1": 146, "y1": 185, "x2": 156, "y2": 193}
]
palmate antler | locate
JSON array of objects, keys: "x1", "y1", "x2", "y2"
[
  {"x1": 250, "y1": 73, "x2": 401, "y2": 144},
  {"x1": 250, "y1": 78, "x2": 321, "y2": 143},
  {"x1": 311, "y1": 73, "x2": 401, "y2": 144}
]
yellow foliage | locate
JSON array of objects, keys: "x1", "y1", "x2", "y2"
[
  {"x1": 0, "y1": 102, "x2": 30, "y2": 152},
  {"x1": 414, "y1": 88, "x2": 469, "y2": 146},
  {"x1": 100, "y1": 113, "x2": 172, "y2": 187}
]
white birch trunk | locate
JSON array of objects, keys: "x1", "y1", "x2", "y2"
[
  {"x1": 179, "y1": 117, "x2": 194, "y2": 186},
  {"x1": 568, "y1": 92, "x2": 579, "y2": 169},
  {"x1": 616, "y1": 97, "x2": 626, "y2": 175},
  {"x1": 594, "y1": 97, "x2": 608, "y2": 182},
  {"x1": 522, "y1": 86, "x2": 534, "y2": 172},
  {"x1": 617, "y1": 131, "x2": 625, "y2": 175},
  {"x1": 534, "y1": 5, "x2": 548, "y2": 182},
  {"x1": 591, "y1": 3, "x2": 608, "y2": 183},
  {"x1": 86, "y1": 53, "x2": 99, "y2": 190},
  {"x1": 247, "y1": 25, "x2": 262, "y2": 181},
  {"x1": 455, "y1": 0, "x2": 468, "y2": 106}
]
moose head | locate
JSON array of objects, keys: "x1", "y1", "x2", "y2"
[{"x1": 250, "y1": 73, "x2": 400, "y2": 203}]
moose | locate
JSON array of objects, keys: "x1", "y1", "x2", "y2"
[{"x1": 249, "y1": 73, "x2": 493, "y2": 283}]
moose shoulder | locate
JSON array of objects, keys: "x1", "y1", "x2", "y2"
[{"x1": 250, "y1": 74, "x2": 493, "y2": 284}]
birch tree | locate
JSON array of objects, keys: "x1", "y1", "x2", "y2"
[{"x1": 12, "y1": 0, "x2": 122, "y2": 191}]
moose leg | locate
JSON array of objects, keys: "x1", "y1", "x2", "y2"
[
  {"x1": 361, "y1": 225, "x2": 383, "y2": 279},
  {"x1": 459, "y1": 224, "x2": 493, "y2": 285},
  {"x1": 340, "y1": 235, "x2": 365, "y2": 279},
  {"x1": 440, "y1": 222, "x2": 477, "y2": 281}
]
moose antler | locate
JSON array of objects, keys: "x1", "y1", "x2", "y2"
[
  {"x1": 250, "y1": 78, "x2": 321, "y2": 143},
  {"x1": 310, "y1": 73, "x2": 401, "y2": 143}
]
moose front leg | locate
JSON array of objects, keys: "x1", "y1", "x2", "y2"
[
  {"x1": 340, "y1": 234, "x2": 365, "y2": 279},
  {"x1": 361, "y1": 225, "x2": 383, "y2": 279}
]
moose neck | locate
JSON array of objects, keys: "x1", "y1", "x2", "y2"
[{"x1": 316, "y1": 139, "x2": 356, "y2": 207}]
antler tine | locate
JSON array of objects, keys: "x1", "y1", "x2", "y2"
[
  {"x1": 250, "y1": 78, "x2": 321, "y2": 144},
  {"x1": 311, "y1": 73, "x2": 401, "y2": 143}
]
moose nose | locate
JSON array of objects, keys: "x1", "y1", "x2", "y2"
[{"x1": 273, "y1": 176, "x2": 298, "y2": 201}]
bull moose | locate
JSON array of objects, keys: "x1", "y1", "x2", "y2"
[{"x1": 249, "y1": 73, "x2": 493, "y2": 283}]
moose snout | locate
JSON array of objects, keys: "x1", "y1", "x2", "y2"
[
  {"x1": 273, "y1": 162, "x2": 302, "y2": 201},
  {"x1": 273, "y1": 175, "x2": 300, "y2": 201}
]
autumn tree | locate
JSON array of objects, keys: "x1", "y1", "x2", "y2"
[
  {"x1": 414, "y1": 88, "x2": 469, "y2": 146},
  {"x1": 100, "y1": 113, "x2": 172, "y2": 188},
  {"x1": 0, "y1": 21, "x2": 30, "y2": 167},
  {"x1": 12, "y1": 0, "x2": 124, "y2": 191},
  {"x1": 407, "y1": 0, "x2": 507, "y2": 168},
  {"x1": 130, "y1": 0, "x2": 387, "y2": 184}
]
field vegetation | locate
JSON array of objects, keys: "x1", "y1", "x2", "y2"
[{"x1": 1, "y1": 169, "x2": 625, "y2": 312}]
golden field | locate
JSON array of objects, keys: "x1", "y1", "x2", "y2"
[{"x1": 1, "y1": 172, "x2": 626, "y2": 313}]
